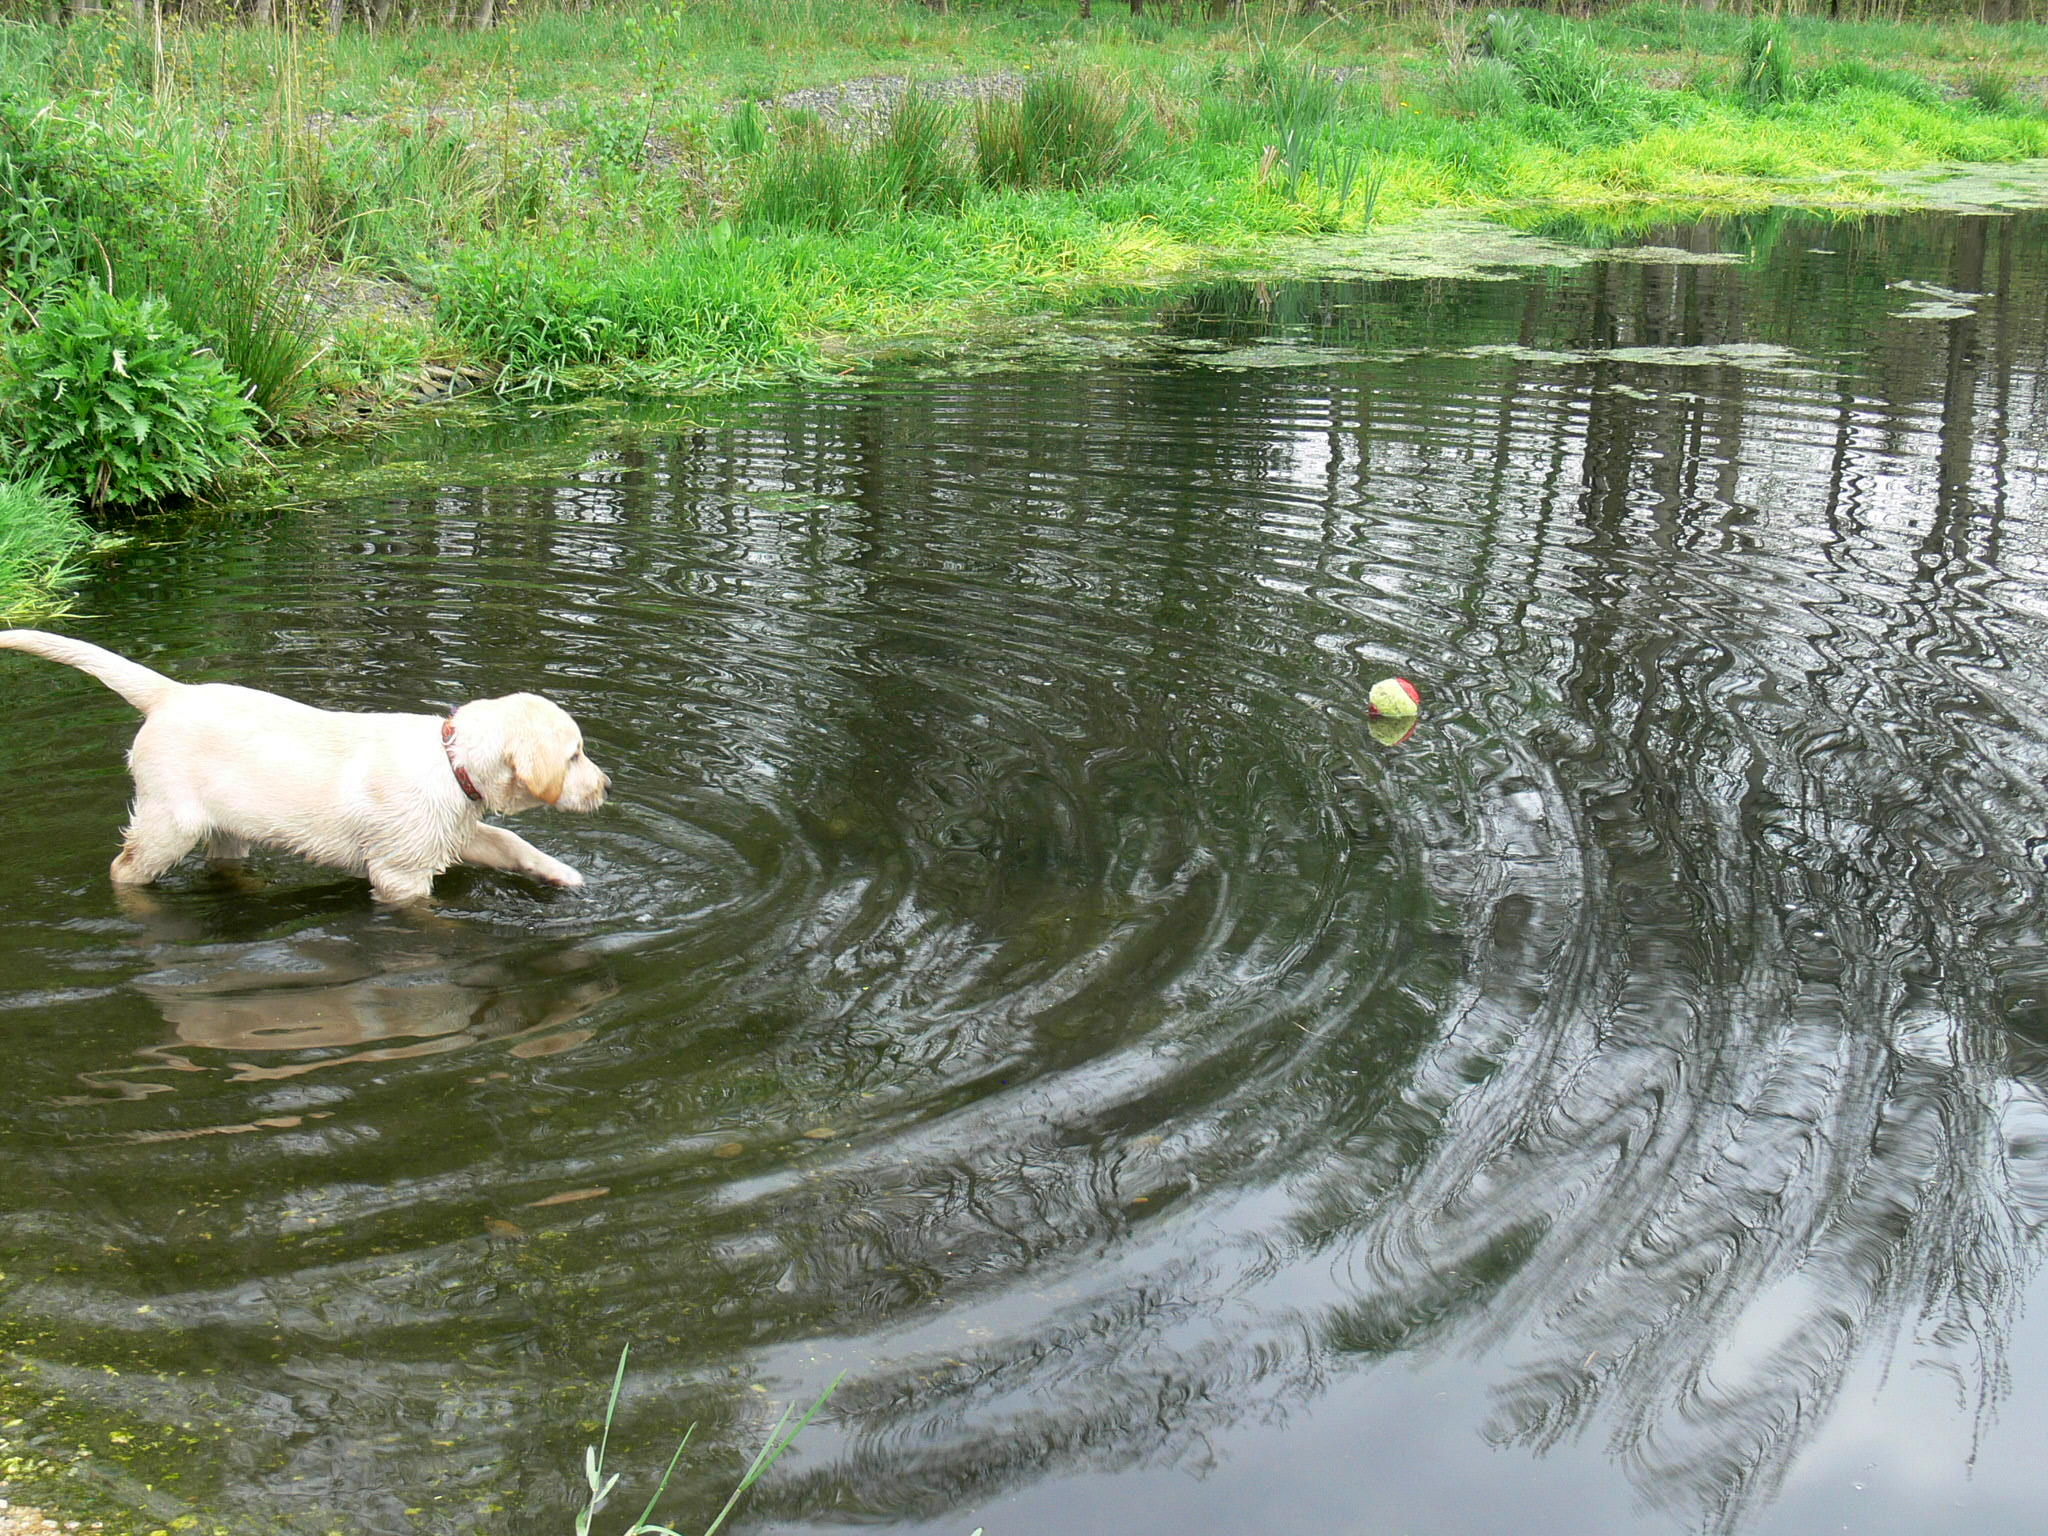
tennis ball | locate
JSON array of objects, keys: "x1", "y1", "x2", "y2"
[{"x1": 1369, "y1": 677, "x2": 1420, "y2": 718}]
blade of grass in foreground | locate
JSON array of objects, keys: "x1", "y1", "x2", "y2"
[{"x1": 576, "y1": 1344, "x2": 843, "y2": 1536}]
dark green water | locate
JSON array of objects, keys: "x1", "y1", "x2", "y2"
[{"x1": 5, "y1": 204, "x2": 2048, "y2": 1536}]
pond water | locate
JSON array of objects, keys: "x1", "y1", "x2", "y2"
[{"x1": 5, "y1": 201, "x2": 2048, "y2": 1536}]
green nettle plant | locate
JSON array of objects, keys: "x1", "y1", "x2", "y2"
[{"x1": 2, "y1": 287, "x2": 259, "y2": 514}]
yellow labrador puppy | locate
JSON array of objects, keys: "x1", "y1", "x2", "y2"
[{"x1": 0, "y1": 629, "x2": 608, "y2": 903}]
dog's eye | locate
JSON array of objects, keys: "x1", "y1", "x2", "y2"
[{"x1": 570, "y1": 748, "x2": 583, "y2": 761}]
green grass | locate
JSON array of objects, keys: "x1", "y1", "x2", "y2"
[
  {"x1": 0, "y1": 0, "x2": 2045, "y2": 449},
  {"x1": 0, "y1": 475, "x2": 97, "y2": 615}
]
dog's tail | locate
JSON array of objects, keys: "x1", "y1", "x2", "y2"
[{"x1": 0, "y1": 629, "x2": 182, "y2": 714}]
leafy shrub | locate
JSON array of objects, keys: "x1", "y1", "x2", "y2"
[
  {"x1": 0, "y1": 101, "x2": 311, "y2": 429},
  {"x1": 974, "y1": 69, "x2": 1138, "y2": 191},
  {"x1": 1, "y1": 288, "x2": 259, "y2": 513},
  {"x1": 1474, "y1": 9, "x2": 1540, "y2": 62},
  {"x1": 559, "y1": 99, "x2": 656, "y2": 171},
  {"x1": 0, "y1": 99, "x2": 185, "y2": 302}
]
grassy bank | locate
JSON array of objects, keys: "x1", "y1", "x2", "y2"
[{"x1": 0, "y1": 0, "x2": 2046, "y2": 603}]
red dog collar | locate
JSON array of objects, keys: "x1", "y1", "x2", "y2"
[{"x1": 442, "y1": 717, "x2": 484, "y2": 803}]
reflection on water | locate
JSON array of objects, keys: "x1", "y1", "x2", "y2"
[{"x1": 4, "y1": 204, "x2": 2048, "y2": 1536}]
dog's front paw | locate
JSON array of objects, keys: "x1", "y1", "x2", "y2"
[{"x1": 540, "y1": 862, "x2": 585, "y2": 889}]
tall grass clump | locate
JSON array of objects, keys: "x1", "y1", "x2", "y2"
[
  {"x1": 136, "y1": 200, "x2": 324, "y2": 430},
  {"x1": 741, "y1": 117, "x2": 872, "y2": 231},
  {"x1": 974, "y1": 69, "x2": 1138, "y2": 191},
  {"x1": 1467, "y1": 13, "x2": 1646, "y2": 141},
  {"x1": 1740, "y1": 20, "x2": 1797, "y2": 108},
  {"x1": 1800, "y1": 56, "x2": 1942, "y2": 105},
  {"x1": 1, "y1": 288, "x2": 259, "y2": 514},
  {"x1": 1236, "y1": 48, "x2": 1350, "y2": 184},
  {"x1": 741, "y1": 93, "x2": 970, "y2": 232},
  {"x1": 1239, "y1": 48, "x2": 1346, "y2": 137},
  {"x1": 1439, "y1": 56, "x2": 1525, "y2": 118},
  {"x1": 726, "y1": 99, "x2": 768, "y2": 158},
  {"x1": 0, "y1": 475, "x2": 95, "y2": 610},
  {"x1": 1474, "y1": 9, "x2": 1541, "y2": 63},
  {"x1": 1963, "y1": 65, "x2": 2021, "y2": 113},
  {"x1": 1511, "y1": 32, "x2": 1636, "y2": 119},
  {"x1": 868, "y1": 90, "x2": 970, "y2": 215}
]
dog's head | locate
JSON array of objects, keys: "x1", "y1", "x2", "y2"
[{"x1": 454, "y1": 693, "x2": 610, "y2": 815}]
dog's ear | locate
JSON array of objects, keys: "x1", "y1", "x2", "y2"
[
  {"x1": 502, "y1": 698, "x2": 571, "y2": 805},
  {"x1": 511, "y1": 739, "x2": 568, "y2": 805}
]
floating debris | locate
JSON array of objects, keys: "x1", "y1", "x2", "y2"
[
  {"x1": 1892, "y1": 300, "x2": 1976, "y2": 321},
  {"x1": 525, "y1": 1187, "x2": 610, "y2": 1207},
  {"x1": 1888, "y1": 278, "x2": 1983, "y2": 322},
  {"x1": 1459, "y1": 340, "x2": 1813, "y2": 373},
  {"x1": 1889, "y1": 279, "x2": 1983, "y2": 303},
  {"x1": 1601, "y1": 245, "x2": 1747, "y2": 266},
  {"x1": 1195, "y1": 343, "x2": 1345, "y2": 370}
]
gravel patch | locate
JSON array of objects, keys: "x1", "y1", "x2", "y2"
[
  {"x1": 0, "y1": 1498, "x2": 94, "y2": 1536},
  {"x1": 305, "y1": 269, "x2": 438, "y2": 328},
  {"x1": 766, "y1": 70, "x2": 1024, "y2": 129}
]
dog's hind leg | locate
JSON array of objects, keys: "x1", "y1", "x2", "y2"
[
  {"x1": 367, "y1": 861, "x2": 436, "y2": 906},
  {"x1": 205, "y1": 831, "x2": 252, "y2": 867},
  {"x1": 112, "y1": 798, "x2": 204, "y2": 886}
]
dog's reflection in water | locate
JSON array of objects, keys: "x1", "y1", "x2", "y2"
[{"x1": 76, "y1": 881, "x2": 619, "y2": 1102}]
